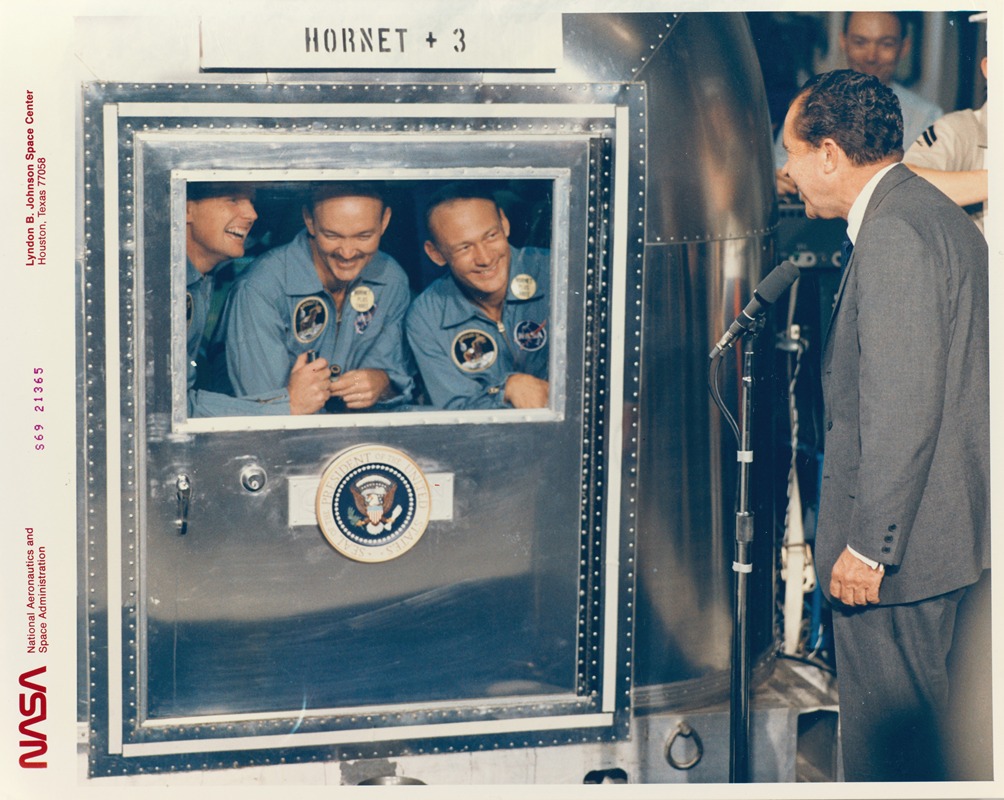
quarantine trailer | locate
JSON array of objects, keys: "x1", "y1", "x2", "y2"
[{"x1": 78, "y1": 9, "x2": 828, "y2": 784}]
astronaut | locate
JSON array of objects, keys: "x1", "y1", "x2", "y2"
[
  {"x1": 222, "y1": 182, "x2": 414, "y2": 413},
  {"x1": 406, "y1": 183, "x2": 549, "y2": 410},
  {"x1": 185, "y1": 181, "x2": 331, "y2": 417}
]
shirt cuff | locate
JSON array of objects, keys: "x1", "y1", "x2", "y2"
[{"x1": 847, "y1": 545, "x2": 885, "y2": 572}]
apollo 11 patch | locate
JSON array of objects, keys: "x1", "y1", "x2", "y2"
[
  {"x1": 451, "y1": 329, "x2": 497, "y2": 372},
  {"x1": 293, "y1": 296, "x2": 328, "y2": 343},
  {"x1": 316, "y1": 445, "x2": 431, "y2": 563}
]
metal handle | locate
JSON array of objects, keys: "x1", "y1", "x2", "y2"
[
  {"x1": 176, "y1": 474, "x2": 191, "y2": 535},
  {"x1": 665, "y1": 721, "x2": 704, "y2": 771}
]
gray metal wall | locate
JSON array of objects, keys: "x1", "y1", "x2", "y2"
[{"x1": 562, "y1": 12, "x2": 779, "y2": 702}]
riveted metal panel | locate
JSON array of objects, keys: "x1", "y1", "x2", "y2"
[{"x1": 81, "y1": 80, "x2": 644, "y2": 776}]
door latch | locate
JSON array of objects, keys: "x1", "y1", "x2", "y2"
[{"x1": 176, "y1": 474, "x2": 192, "y2": 535}]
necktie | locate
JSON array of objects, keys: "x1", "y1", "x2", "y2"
[{"x1": 840, "y1": 238, "x2": 854, "y2": 267}]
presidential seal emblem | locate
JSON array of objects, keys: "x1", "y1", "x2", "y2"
[
  {"x1": 451, "y1": 329, "x2": 497, "y2": 373},
  {"x1": 293, "y1": 296, "x2": 328, "y2": 343},
  {"x1": 316, "y1": 445, "x2": 431, "y2": 563}
]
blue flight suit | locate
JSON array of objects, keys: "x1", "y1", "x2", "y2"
[
  {"x1": 186, "y1": 259, "x2": 291, "y2": 416},
  {"x1": 406, "y1": 246, "x2": 549, "y2": 409},
  {"x1": 223, "y1": 230, "x2": 414, "y2": 408}
]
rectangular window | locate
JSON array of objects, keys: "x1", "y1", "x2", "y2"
[{"x1": 175, "y1": 173, "x2": 569, "y2": 429}]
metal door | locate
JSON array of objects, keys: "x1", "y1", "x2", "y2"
[{"x1": 81, "y1": 81, "x2": 644, "y2": 774}]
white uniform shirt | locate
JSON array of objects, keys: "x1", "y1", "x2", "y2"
[{"x1": 903, "y1": 104, "x2": 987, "y2": 232}]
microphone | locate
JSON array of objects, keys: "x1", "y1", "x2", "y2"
[{"x1": 709, "y1": 260, "x2": 800, "y2": 357}]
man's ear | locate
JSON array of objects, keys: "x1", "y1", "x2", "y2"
[
  {"x1": 380, "y1": 205, "x2": 392, "y2": 235},
  {"x1": 424, "y1": 239, "x2": 448, "y2": 267},
  {"x1": 897, "y1": 33, "x2": 911, "y2": 65},
  {"x1": 186, "y1": 200, "x2": 195, "y2": 225},
  {"x1": 302, "y1": 206, "x2": 316, "y2": 237},
  {"x1": 821, "y1": 138, "x2": 842, "y2": 174},
  {"x1": 498, "y1": 207, "x2": 511, "y2": 240}
]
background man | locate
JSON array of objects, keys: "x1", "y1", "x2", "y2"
[
  {"x1": 779, "y1": 69, "x2": 990, "y2": 781},
  {"x1": 776, "y1": 11, "x2": 943, "y2": 195},
  {"x1": 904, "y1": 43, "x2": 988, "y2": 233},
  {"x1": 222, "y1": 182, "x2": 413, "y2": 413},
  {"x1": 407, "y1": 184, "x2": 549, "y2": 409},
  {"x1": 185, "y1": 182, "x2": 330, "y2": 416}
]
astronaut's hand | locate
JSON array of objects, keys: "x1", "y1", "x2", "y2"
[
  {"x1": 287, "y1": 352, "x2": 334, "y2": 415},
  {"x1": 503, "y1": 373, "x2": 549, "y2": 409},
  {"x1": 329, "y1": 368, "x2": 391, "y2": 410}
]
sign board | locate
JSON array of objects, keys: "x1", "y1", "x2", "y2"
[{"x1": 200, "y1": 14, "x2": 564, "y2": 70}]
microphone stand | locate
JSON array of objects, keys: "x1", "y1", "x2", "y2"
[
  {"x1": 731, "y1": 321, "x2": 762, "y2": 783},
  {"x1": 708, "y1": 315, "x2": 765, "y2": 783}
]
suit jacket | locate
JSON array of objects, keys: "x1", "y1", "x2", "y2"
[{"x1": 815, "y1": 164, "x2": 990, "y2": 605}]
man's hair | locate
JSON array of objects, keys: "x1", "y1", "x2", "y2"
[
  {"x1": 792, "y1": 69, "x2": 903, "y2": 165},
  {"x1": 424, "y1": 181, "x2": 501, "y2": 236},
  {"x1": 187, "y1": 181, "x2": 253, "y2": 202},
  {"x1": 842, "y1": 10, "x2": 910, "y2": 39},
  {"x1": 305, "y1": 181, "x2": 386, "y2": 215}
]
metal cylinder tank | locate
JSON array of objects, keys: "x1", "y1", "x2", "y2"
[{"x1": 561, "y1": 12, "x2": 780, "y2": 704}]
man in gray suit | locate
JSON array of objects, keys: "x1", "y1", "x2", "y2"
[{"x1": 779, "y1": 69, "x2": 990, "y2": 781}]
